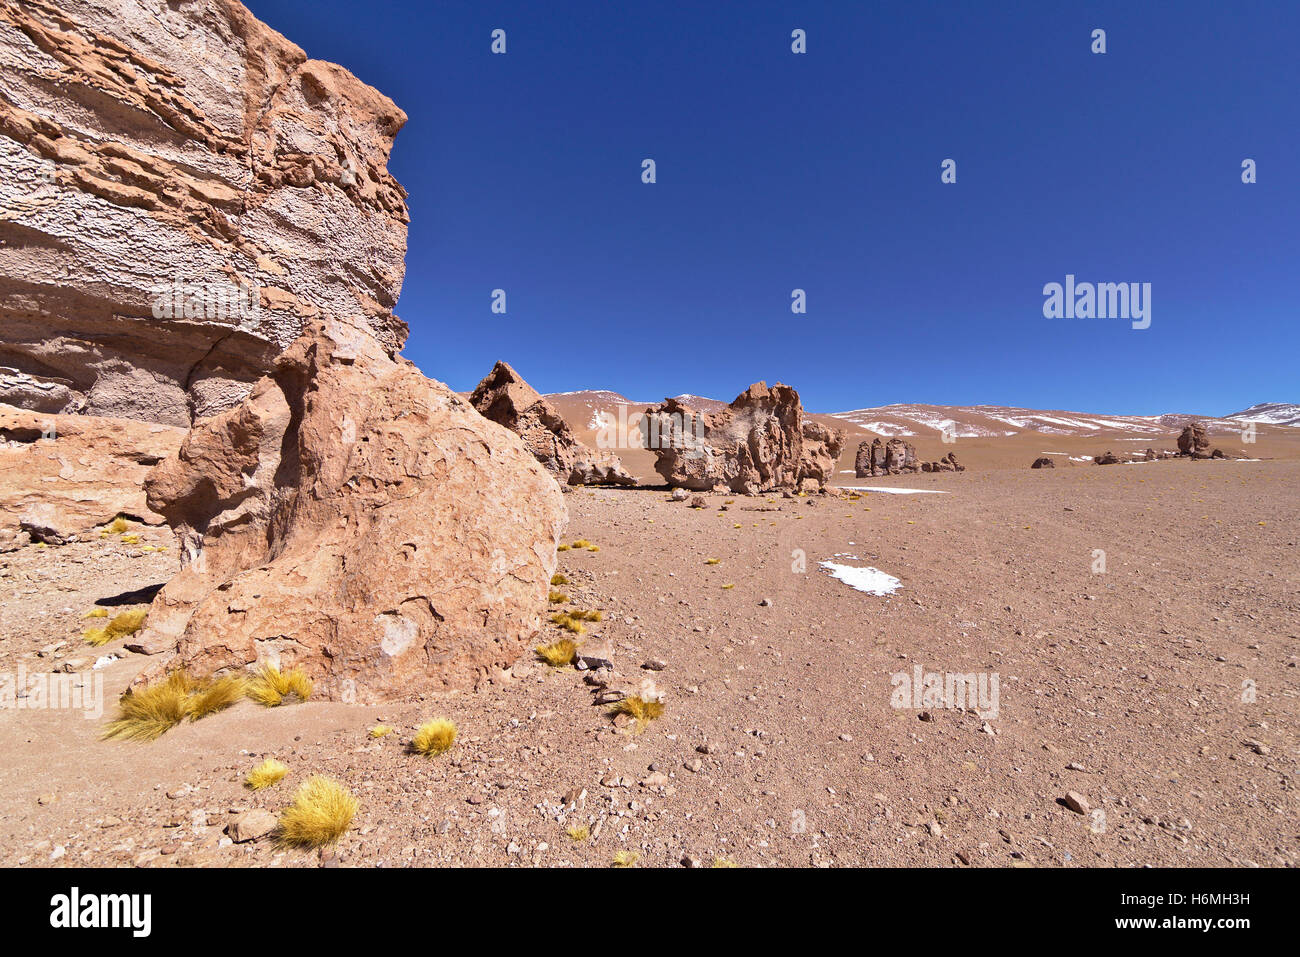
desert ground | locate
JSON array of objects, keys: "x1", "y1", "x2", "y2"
[{"x1": 2, "y1": 457, "x2": 1295, "y2": 868}]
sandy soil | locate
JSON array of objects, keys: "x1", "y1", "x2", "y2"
[{"x1": 0, "y1": 460, "x2": 1296, "y2": 868}]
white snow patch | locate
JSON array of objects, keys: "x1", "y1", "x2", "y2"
[
  {"x1": 819, "y1": 562, "x2": 902, "y2": 595},
  {"x1": 839, "y1": 486, "x2": 948, "y2": 495}
]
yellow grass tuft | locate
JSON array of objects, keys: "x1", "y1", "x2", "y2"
[
  {"x1": 566, "y1": 824, "x2": 589, "y2": 842},
  {"x1": 101, "y1": 671, "x2": 198, "y2": 741},
  {"x1": 120, "y1": 533, "x2": 141, "y2": 545},
  {"x1": 712, "y1": 857, "x2": 739, "y2": 868},
  {"x1": 106, "y1": 516, "x2": 130, "y2": 534},
  {"x1": 586, "y1": 545, "x2": 600, "y2": 552},
  {"x1": 609, "y1": 695, "x2": 664, "y2": 730},
  {"x1": 721, "y1": 583, "x2": 735, "y2": 590},
  {"x1": 277, "y1": 776, "x2": 357, "y2": 848},
  {"x1": 245, "y1": 663, "x2": 313, "y2": 707},
  {"x1": 612, "y1": 850, "x2": 640, "y2": 867},
  {"x1": 705, "y1": 558, "x2": 720, "y2": 565},
  {"x1": 577, "y1": 609, "x2": 603, "y2": 622},
  {"x1": 570, "y1": 539, "x2": 592, "y2": 549},
  {"x1": 556, "y1": 544, "x2": 570, "y2": 552},
  {"x1": 245, "y1": 758, "x2": 289, "y2": 790},
  {"x1": 102, "y1": 668, "x2": 249, "y2": 741},
  {"x1": 548, "y1": 590, "x2": 569, "y2": 604},
  {"x1": 411, "y1": 718, "x2": 457, "y2": 757},
  {"x1": 83, "y1": 607, "x2": 148, "y2": 646},
  {"x1": 551, "y1": 573, "x2": 569, "y2": 586},
  {"x1": 188, "y1": 674, "x2": 247, "y2": 720},
  {"x1": 549, "y1": 612, "x2": 586, "y2": 634},
  {"x1": 369, "y1": 725, "x2": 395, "y2": 739},
  {"x1": 536, "y1": 638, "x2": 578, "y2": 667},
  {"x1": 84, "y1": 607, "x2": 109, "y2": 619}
]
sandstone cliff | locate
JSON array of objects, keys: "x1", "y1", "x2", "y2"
[{"x1": 0, "y1": 0, "x2": 409, "y2": 426}]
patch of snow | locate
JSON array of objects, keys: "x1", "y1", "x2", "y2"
[
  {"x1": 838, "y1": 486, "x2": 948, "y2": 495},
  {"x1": 818, "y1": 562, "x2": 902, "y2": 596}
]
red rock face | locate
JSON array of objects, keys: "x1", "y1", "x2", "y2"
[
  {"x1": 469, "y1": 361, "x2": 635, "y2": 486},
  {"x1": 0, "y1": 403, "x2": 185, "y2": 548},
  {"x1": 0, "y1": 0, "x2": 409, "y2": 425},
  {"x1": 135, "y1": 324, "x2": 567, "y2": 702},
  {"x1": 1177, "y1": 422, "x2": 1210, "y2": 455},
  {"x1": 645, "y1": 382, "x2": 844, "y2": 493}
]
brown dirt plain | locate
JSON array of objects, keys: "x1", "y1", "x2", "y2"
[{"x1": 0, "y1": 441, "x2": 1296, "y2": 868}]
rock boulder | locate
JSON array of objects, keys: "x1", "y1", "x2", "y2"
[
  {"x1": 469, "y1": 362, "x2": 635, "y2": 486},
  {"x1": 0, "y1": 403, "x2": 184, "y2": 547},
  {"x1": 644, "y1": 382, "x2": 844, "y2": 494},
  {"x1": 1177, "y1": 422, "x2": 1210, "y2": 456},
  {"x1": 135, "y1": 323, "x2": 567, "y2": 701}
]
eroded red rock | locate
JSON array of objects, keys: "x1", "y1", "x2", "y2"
[
  {"x1": 469, "y1": 361, "x2": 635, "y2": 486},
  {"x1": 135, "y1": 324, "x2": 567, "y2": 701}
]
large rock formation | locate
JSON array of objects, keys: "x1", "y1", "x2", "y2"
[
  {"x1": 1030, "y1": 456, "x2": 1055, "y2": 469},
  {"x1": 855, "y1": 437, "x2": 922, "y2": 477},
  {"x1": 1177, "y1": 422, "x2": 1210, "y2": 456},
  {"x1": 0, "y1": 402, "x2": 184, "y2": 548},
  {"x1": 799, "y1": 418, "x2": 845, "y2": 488},
  {"x1": 0, "y1": 0, "x2": 409, "y2": 426},
  {"x1": 134, "y1": 323, "x2": 567, "y2": 702},
  {"x1": 643, "y1": 382, "x2": 844, "y2": 493},
  {"x1": 469, "y1": 361, "x2": 635, "y2": 486}
]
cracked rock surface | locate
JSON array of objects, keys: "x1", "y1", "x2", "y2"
[{"x1": 0, "y1": 0, "x2": 410, "y2": 425}]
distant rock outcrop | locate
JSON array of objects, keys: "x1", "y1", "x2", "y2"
[
  {"x1": 1094, "y1": 451, "x2": 1121, "y2": 465},
  {"x1": 855, "y1": 437, "x2": 923, "y2": 477},
  {"x1": 134, "y1": 324, "x2": 567, "y2": 702},
  {"x1": 0, "y1": 403, "x2": 184, "y2": 549},
  {"x1": 0, "y1": 0, "x2": 410, "y2": 426},
  {"x1": 645, "y1": 382, "x2": 844, "y2": 493},
  {"x1": 1177, "y1": 423, "x2": 1210, "y2": 456},
  {"x1": 469, "y1": 362, "x2": 636, "y2": 486},
  {"x1": 1030, "y1": 456, "x2": 1055, "y2": 469}
]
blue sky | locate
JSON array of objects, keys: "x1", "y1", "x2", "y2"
[{"x1": 247, "y1": 1, "x2": 1298, "y2": 415}]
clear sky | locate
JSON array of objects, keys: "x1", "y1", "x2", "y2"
[{"x1": 246, "y1": 1, "x2": 1298, "y2": 415}]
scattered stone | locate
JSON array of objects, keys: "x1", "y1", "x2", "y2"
[
  {"x1": 227, "y1": 809, "x2": 278, "y2": 843},
  {"x1": 1063, "y1": 791, "x2": 1090, "y2": 815}
]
